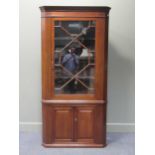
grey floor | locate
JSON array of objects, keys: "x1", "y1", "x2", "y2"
[{"x1": 19, "y1": 132, "x2": 135, "y2": 155}]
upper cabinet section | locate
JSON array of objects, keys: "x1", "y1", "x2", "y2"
[
  {"x1": 40, "y1": 6, "x2": 111, "y2": 99},
  {"x1": 39, "y1": 6, "x2": 111, "y2": 18}
]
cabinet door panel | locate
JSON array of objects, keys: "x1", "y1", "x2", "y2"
[
  {"x1": 76, "y1": 106, "x2": 95, "y2": 142},
  {"x1": 54, "y1": 107, "x2": 73, "y2": 142}
]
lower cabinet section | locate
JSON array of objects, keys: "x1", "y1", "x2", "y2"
[{"x1": 42, "y1": 104, "x2": 106, "y2": 147}]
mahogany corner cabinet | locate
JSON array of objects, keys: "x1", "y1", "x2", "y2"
[{"x1": 40, "y1": 6, "x2": 111, "y2": 148}]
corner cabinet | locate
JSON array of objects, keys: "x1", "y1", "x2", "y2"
[{"x1": 40, "y1": 6, "x2": 111, "y2": 148}]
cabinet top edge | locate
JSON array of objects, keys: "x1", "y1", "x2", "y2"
[{"x1": 39, "y1": 6, "x2": 111, "y2": 13}]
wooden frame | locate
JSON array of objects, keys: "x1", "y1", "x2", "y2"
[{"x1": 40, "y1": 6, "x2": 111, "y2": 148}]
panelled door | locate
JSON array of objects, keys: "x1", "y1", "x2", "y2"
[
  {"x1": 51, "y1": 105, "x2": 95, "y2": 143},
  {"x1": 53, "y1": 107, "x2": 74, "y2": 142},
  {"x1": 76, "y1": 106, "x2": 94, "y2": 143}
]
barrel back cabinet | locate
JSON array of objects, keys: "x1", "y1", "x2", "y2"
[{"x1": 40, "y1": 6, "x2": 111, "y2": 147}]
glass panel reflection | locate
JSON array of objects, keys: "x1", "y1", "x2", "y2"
[{"x1": 54, "y1": 21, "x2": 95, "y2": 94}]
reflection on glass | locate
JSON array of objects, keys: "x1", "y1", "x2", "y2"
[{"x1": 54, "y1": 21, "x2": 95, "y2": 94}]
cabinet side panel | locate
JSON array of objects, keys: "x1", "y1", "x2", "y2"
[
  {"x1": 95, "y1": 18, "x2": 109, "y2": 100},
  {"x1": 41, "y1": 18, "x2": 53, "y2": 99},
  {"x1": 42, "y1": 104, "x2": 54, "y2": 144},
  {"x1": 94, "y1": 104, "x2": 106, "y2": 144},
  {"x1": 103, "y1": 17, "x2": 109, "y2": 100}
]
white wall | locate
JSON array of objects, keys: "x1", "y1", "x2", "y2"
[{"x1": 19, "y1": 0, "x2": 135, "y2": 132}]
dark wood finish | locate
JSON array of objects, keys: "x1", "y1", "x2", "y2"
[
  {"x1": 42, "y1": 104, "x2": 105, "y2": 145},
  {"x1": 40, "y1": 6, "x2": 111, "y2": 12},
  {"x1": 41, "y1": 12, "x2": 109, "y2": 18},
  {"x1": 76, "y1": 106, "x2": 94, "y2": 143},
  {"x1": 40, "y1": 6, "x2": 111, "y2": 18},
  {"x1": 53, "y1": 107, "x2": 73, "y2": 142},
  {"x1": 40, "y1": 6, "x2": 110, "y2": 147}
]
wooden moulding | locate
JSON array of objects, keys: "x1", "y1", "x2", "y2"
[
  {"x1": 42, "y1": 99, "x2": 106, "y2": 104},
  {"x1": 39, "y1": 6, "x2": 111, "y2": 13},
  {"x1": 42, "y1": 143, "x2": 106, "y2": 148},
  {"x1": 39, "y1": 6, "x2": 111, "y2": 18}
]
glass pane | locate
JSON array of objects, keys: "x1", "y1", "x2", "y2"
[
  {"x1": 54, "y1": 21, "x2": 95, "y2": 94},
  {"x1": 77, "y1": 65, "x2": 95, "y2": 88}
]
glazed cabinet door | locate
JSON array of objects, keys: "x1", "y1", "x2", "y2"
[
  {"x1": 41, "y1": 18, "x2": 106, "y2": 100},
  {"x1": 42, "y1": 18, "x2": 107, "y2": 100},
  {"x1": 75, "y1": 106, "x2": 95, "y2": 143},
  {"x1": 53, "y1": 107, "x2": 74, "y2": 142}
]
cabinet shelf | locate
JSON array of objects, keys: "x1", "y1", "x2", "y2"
[
  {"x1": 55, "y1": 76, "x2": 94, "y2": 79},
  {"x1": 55, "y1": 48, "x2": 95, "y2": 53},
  {"x1": 55, "y1": 37, "x2": 95, "y2": 40},
  {"x1": 54, "y1": 87, "x2": 94, "y2": 94}
]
